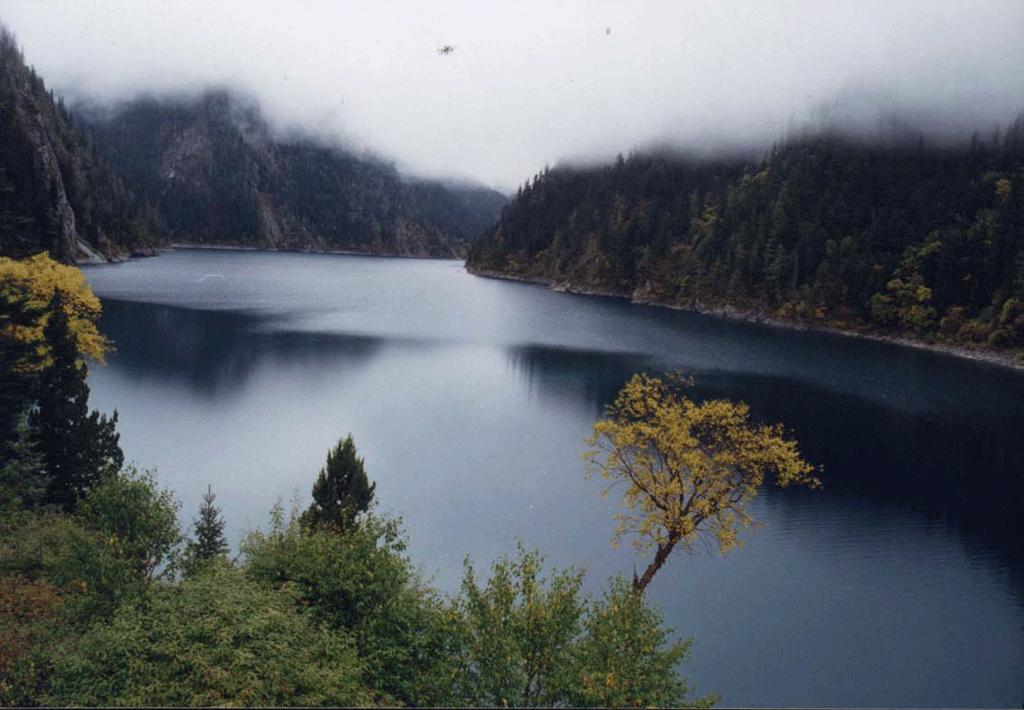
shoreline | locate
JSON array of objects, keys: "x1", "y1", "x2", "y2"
[
  {"x1": 466, "y1": 266, "x2": 1024, "y2": 372},
  {"x1": 77, "y1": 242, "x2": 462, "y2": 265},
  {"x1": 169, "y1": 242, "x2": 459, "y2": 260}
]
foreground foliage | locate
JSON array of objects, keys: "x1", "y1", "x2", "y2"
[
  {"x1": 2, "y1": 476, "x2": 715, "y2": 707},
  {"x1": 0, "y1": 255, "x2": 744, "y2": 707},
  {"x1": 243, "y1": 508, "x2": 455, "y2": 705},
  {"x1": 43, "y1": 561, "x2": 371, "y2": 707},
  {"x1": 451, "y1": 547, "x2": 714, "y2": 708}
]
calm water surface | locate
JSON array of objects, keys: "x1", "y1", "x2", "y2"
[{"x1": 84, "y1": 250, "x2": 1024, "y2": 708}]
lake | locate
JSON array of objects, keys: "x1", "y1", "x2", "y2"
[{"x1": 84, "y1": 249, "x2": 1024, "y2": 708}]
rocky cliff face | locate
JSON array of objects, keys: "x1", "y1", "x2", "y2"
[
  {"x1": 0, "y1": 29, "x2": 164, "y2": 262},
  {"x1": 83, "y1": 91, "x2": 507, "y2": 257}
]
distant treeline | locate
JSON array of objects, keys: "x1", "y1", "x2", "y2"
[{"x1": 468, "y1": 123, "x2": 1024, "y2": 357}]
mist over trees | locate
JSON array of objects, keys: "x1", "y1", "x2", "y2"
[
  {"x1": 77, "y1": 90, "x2": 506, "y2": 258},
  {"x1": 0, "y1": 27, "x2": 505, "y2": 263}
]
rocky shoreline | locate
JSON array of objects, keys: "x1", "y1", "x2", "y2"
[{"x1": 466, "y1": 265, "x2": 1024, "y2": 371}]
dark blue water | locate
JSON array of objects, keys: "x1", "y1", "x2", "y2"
[{"x1": 84, "y1": 249, "x2": 1024, "y2": 708}]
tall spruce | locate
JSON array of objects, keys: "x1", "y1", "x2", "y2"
[
  {"x1": 187, "y1": 484, "x2": 228, "y2": 564},
  {"x1": 30, "y1": 289, "x2": 122, "y2": 510},
  {"x1": 302, "y1": 434, "x2": 375, "y2": 532}
]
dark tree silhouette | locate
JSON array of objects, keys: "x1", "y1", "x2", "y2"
[
  {"x1": 30, "y1": 290, "x2": 122, "y2": 510},
  {"x1": 302, "y1": 434, "x2": 376, "y2": 532}
]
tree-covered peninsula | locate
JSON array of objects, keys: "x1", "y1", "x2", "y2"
[{"x1": 467, "y1": 127, "x2": 1024, "y2": 363}]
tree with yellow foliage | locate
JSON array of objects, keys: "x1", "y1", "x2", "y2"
[
  {"x1": 0, "y1": 252, "x2": 109, "y2": 371},
  {"x1": 0, "y1": 253, "x2": 119, "y2": 511},
  {"x1": 585, "y1": 374, "x2": 819, "y2": 592}
]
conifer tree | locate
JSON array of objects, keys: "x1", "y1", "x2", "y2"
[
  {"x1": 302, "y1": 434, "x2": 375, "y2": 532},
  {"x1": 30, "y1": 290, "x2": 122, "y2": 510},
  {"x1": 0, "y1": 412, "x2": 46, "y2": 515},
  {"x1": 187, "y1": 484, "x2": 228, "y2": 563}
]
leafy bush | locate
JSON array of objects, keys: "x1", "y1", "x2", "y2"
[
  {"x1": 0, "y1": 511, "x2": 143, "y2": 624},
  {"x1": 41, "y1": 561, "x2": 371, "y2": 707},
  {"x1": 77, "y1": 467, "x2": 182, "y2": 580},
  {"x1": 450, "y1": 546, "x2": 586, "y2": 706},
  {"x1": 571, "y1": 577, "x2": 716, "y2": 708},
  {"x1": 242, "y1": 507, "x2": 458, "y2": 705},
  {"x1": 449, "y1": 547, "x2": 713, "y2": 708}
]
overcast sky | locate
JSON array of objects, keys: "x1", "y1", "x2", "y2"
[{"x1": 3, "y1": 1, "x2": 1024, "y2": 191}]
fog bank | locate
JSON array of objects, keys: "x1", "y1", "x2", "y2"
[{"x1": 3, "y1": 1, "x2": 1023, "y2": 190}]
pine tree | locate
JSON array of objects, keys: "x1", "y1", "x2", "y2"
[
  {"x1": 187, "y1": 484, "x2": 228, "y2": 564},
  {"x1": 301, "y1": 434, "x2": 375, "y2": 532},
  {"x1": 0, "y1": 412, "x2": 46, "y2": 515},
  {"x1": 30, "y1": 290, "x2": 122, "y2": 510}
]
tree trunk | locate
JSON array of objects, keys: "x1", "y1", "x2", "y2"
[{"x1": 633, "y1": 534, "x2": 679, "y2": 592}]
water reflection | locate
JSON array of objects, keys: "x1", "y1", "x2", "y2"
[{"x1": 101, "y1": 299, "x2": 395, "y2": 394}]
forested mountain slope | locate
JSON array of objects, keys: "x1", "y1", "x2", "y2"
[
  {"x1": 0, "y1": 29, "x2": 163, "y2": 262},
  {"x1": 468, "y1": 126, "x2": 1024, "y2": 358},
  {"x1": 83, "y1": 92, "x2": 507, "y2": 257}
]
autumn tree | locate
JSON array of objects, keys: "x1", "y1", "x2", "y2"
[
  {"x1": 0, "y1": 253, "x2": 109, "y2": 368},
  {"x1": 585, "y1": 374, "x2": 819, "y2": 592},
  {"x1": 1, "y1": 253, "x2": 111, "y2": 468},
  {"x1": 301, "y1": 435, "x2": 376, "y2": 532}
]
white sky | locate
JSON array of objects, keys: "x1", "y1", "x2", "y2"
[{"x1": 3, "y1": 0, "x2": 1024, "y2": 191}]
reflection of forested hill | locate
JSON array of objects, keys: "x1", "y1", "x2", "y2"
[{"x1": 98, "y1": 300, "x2": 386, "y2": 395}]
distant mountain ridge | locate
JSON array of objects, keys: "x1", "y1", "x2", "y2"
[
  {"x1": 79, "y1": 91, "x2": 507, "y2": 258},
  {"x1": 0, "y1": 28, "x2": 163, "y2": 261},
  {"x1": 0, "y1": 27, "x2": 505, "y2": 263}
]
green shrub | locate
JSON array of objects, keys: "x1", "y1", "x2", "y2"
[
  {"x1": 77, "y1": 467, "x2": 183, "y2": 581},
  {"x1": 41, "y1": 561, "x2": 371, "y2": 707},
  {"x1": 242, "y1": 507, "x2": 458, "y2": 705}
]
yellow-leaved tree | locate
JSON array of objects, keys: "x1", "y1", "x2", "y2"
[
  {"x1": 0, "y1": 252, "x2": 108, "y2": 371},
  {"x1": 585, "y1": 373, "x2": 819, "y2": 592}
]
